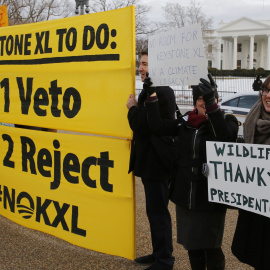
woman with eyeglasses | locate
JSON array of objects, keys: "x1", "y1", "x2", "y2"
[
  {"x1": 144, "y1": 74, "x2": 238, "y2": 269},
  {"x1": 231, "y1": 76, "x2": 270, "y2": 270}
]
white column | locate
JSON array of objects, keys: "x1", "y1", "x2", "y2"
[
  {"x1": 249, "y1": 35, "x2": 254, "y2": 69},
  {"x1": 222, "y1": 41, "x2": 226, "y2": 69},
  {"x1": 260, "y1": 40, "x2": 264, "y2": 68},
  {"x1": 216, "y1": 37, "x2": 221, "y2": 69},
  {"x1": 227, "y1": 41, "x2": 231, "y2": 69},
  {"x1": 223, "y1": 40, "x2": 230, "y2": 69},
  {"x1": 267, "y1": 35, "x2": 270, "y2": 70},
  {"x1": 226, "y1": 40, "x2": 230, "y2": 69},
  {"x1": 229, "y1": 41, "x2": 233, "y2": 69},
  {"x1": 233, "y1": 36, "x2": 237, "y2": 69}
]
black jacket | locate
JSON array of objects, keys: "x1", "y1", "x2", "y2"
[
  {"x1": 128, "y1": 87, "x2": 175, "y2": 180},
  {"x1": 232, "y1": 209, "x2": 270, "y2": 269},
  {"x1": 146, "y1": 99, "x2": 238, "y2": 211}
]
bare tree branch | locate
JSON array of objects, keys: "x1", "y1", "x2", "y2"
[
  {"x1": 89, "y1": 0, "x2": 153, "y2": 37},
  {"x1": 161, "y1": 0, "x2": 213, "y2": 32},
  {"x1": 160, "y1": 1, "x2": 215, "y2": 57},
  {"x1": 0, "y1": 0, "x2": 73, "y2": 25}
]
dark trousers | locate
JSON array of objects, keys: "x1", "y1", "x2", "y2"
[
  {"x1": 142, "y1": 178, "x2": 175, "y2": 267},
  {"x1": 188, "y1": 248, "x2": 225, "y2": 270}
]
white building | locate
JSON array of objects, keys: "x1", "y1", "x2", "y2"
[{"x1": 209, "y1": 17, "x2": 270, "y2": 70}]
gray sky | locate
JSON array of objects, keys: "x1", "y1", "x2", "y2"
[{"x1": 145, "y1": 0, "x2": 270, "y2": 29}]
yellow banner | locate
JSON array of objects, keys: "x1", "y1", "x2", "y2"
[
  {"x1": 0, "y1": 7, "x2": 135, "y2": 139},
  {"x1": 0, "y1": 5, "x2": 8, "y2": 27},
  {"x1": 0, "y1": 125, "x2": 135, "y2": 259}
]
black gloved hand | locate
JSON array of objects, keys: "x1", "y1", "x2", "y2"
[
  {"x1": 143, "y1": 73, "x2": 156, "y2": 96},
  {"x1": 252, "y1": 75, "x2": 262, "y2": 91},
  {"x1": 199, "y1": 74, "x2": 217, "y2": 106}
]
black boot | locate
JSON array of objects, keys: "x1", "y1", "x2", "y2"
[
  {"x1": 188, "y1": 249, "x2": 206, "y2": 270},
  {"x1": 205, "y1": 247, "x2": 225, "y2": 270},
  {"x1": 206, "y1": 259, "x2": 225, "y2": 270}
]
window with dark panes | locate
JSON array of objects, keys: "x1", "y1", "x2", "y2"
[
  {"x1": 237, "y1": 43, "x2": 242, "y2": 52},
  {"x1": 254, "y1": 43, "x2": 257, "y2": 52}
]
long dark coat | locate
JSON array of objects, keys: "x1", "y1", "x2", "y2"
[
  {"x1": 128, "y1": 87, "x2": 176, "y2": 180},
  {"x1": 231, "y1": 100, "x2": 270, "y2": 270},
  {"x1": 146, "y1": 100, "x2": 238, "y2": 211},
  {"x1": 232, "y1": 210, "x2": 270, "y2": 270}
]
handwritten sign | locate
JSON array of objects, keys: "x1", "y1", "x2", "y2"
[
  {"x1": 207, "y1": 141, "x2": 270, "y2": 218},
  {"x1": 148, "y1": 23, "x2": 208, "y2": 87}
]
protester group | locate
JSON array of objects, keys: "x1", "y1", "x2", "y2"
[{"x1": 126, "y1": 51, "x2": 270, "y2": 270}]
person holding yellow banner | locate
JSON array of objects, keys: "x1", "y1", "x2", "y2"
[{"x1": 127, "y1": 51, "x2": 175, "y2": 270}]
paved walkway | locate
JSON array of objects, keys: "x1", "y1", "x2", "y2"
[{"x1": 0, "y1": 178, "x2": 252, "y2": 270}]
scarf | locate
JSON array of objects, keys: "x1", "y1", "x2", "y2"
[
  {"x1": 188, "y1": 109, "x2": 207, "y2": 128},
  {"x1": 137, "y1": 89, "x2": 147, "y2": 108},
  {"x1": 244, "y1": 99, "x2": 270, "y2": 144}
]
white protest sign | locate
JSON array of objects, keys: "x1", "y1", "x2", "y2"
[
  {"x1": 207, "y1": 141, "x2": 270, "y2": 218},
  {"x1": 148, "y1": 23, "x2": 208, "y2": 87}
]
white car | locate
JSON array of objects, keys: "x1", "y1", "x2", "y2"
[{"x1": 220, "y1": 92, "x2": 260, "y2": 137}]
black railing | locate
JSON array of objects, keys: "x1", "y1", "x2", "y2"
[
  {"x1": 136, "y1": 88, "x2": 237, "y2": 106},
  {"x1": 136, "y1": 75, "x2": 258, "y2": 106}
]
